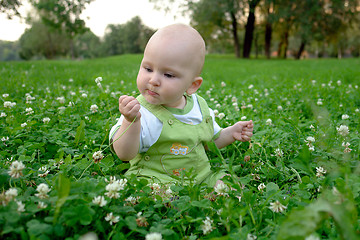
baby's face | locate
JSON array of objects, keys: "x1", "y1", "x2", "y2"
[{"x1": 137, "y1": 31, "x2": 202, "y2": 108}]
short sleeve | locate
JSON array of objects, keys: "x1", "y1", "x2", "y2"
[{"x1": 209, "y1": 108, "x2": 222, "y2": 137}]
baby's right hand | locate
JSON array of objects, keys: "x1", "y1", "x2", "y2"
[{"x1": 119, "y1": 95, "x2": 141, "y2": 122}]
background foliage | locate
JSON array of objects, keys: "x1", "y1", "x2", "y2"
[
  {"x1": 1, "y1": 0, "x2": 360, "y2": 60},
  {"x1": 0, "y1": 55, "x2": 359, "y2": 239}
]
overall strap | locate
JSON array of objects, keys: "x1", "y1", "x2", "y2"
[
  {"x1": 136, "y1": 95, "x2": 176, "y2": 123},
  {"x1": 195, "y1": 94, "x2": 211, "y2": 118}
]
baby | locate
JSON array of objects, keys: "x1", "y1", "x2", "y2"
[{"x1": 110, "y1": 24, "x2": 253, "y2": 187}]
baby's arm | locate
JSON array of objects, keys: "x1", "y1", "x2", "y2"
[
  {"x1": 214, "y1": 120, "x2": 253, "y2": 149},
  {"x1": 112, "y1": 95, "x2": 141, "y2": 161}
]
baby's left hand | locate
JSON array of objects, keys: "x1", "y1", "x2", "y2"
[{"x1": 232, "y1": 120, "x2": 254, "y2": 142}]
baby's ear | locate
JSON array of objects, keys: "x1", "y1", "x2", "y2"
[{"x1": 186, "y1": 77, "x2": 203, "y2": 95}]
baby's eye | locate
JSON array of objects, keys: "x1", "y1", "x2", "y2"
[
  {"x1": 144, "y1": 67, "x2": 152, "y2": 72},
  {"x1": 164, "y1": 73, "x2": 174, "y2": 78}
]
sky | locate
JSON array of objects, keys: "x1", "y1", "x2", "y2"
[{"x1": 0, "y1": 0, "x2": 189, "y2": 41}]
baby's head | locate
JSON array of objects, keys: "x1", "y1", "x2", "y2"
[
  {"x1": 145, "y1": 24, "x2": 206, "y2": 76},
  {"x1": 137, "y1": 24, "x2": 206, "y2": 107}
]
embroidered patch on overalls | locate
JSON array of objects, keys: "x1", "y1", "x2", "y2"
[
  {"x1": 172, "y1": 168, "x2": 186, "y2": 176},
  {"x1": 170, "y1": 143, "x2": 189, "y2": 155}
]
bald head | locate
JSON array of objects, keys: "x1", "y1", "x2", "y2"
[{"x1": 145, "y1": 24, "x2": 206, "y2": 76}]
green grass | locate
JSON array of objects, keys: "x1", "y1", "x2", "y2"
[{"x1": 0, "y1": 56, "x2": 359, "y2": 239}]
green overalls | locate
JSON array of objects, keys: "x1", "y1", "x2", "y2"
[{"x1": 124, "y1": 94, "x2": 224, "y2": 187}]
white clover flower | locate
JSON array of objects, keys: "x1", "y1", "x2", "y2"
[
  {"x1": 311, "y1": 80, "x2": 316, "y2": 85},
  {"x1": 218, "y1": 113, "x2": 225, "y2": 119},
  {"x1": 306, "y1": 136, "x2": 315, "y2": 143},
  {"x1": 274, "y1": 148, "x2": 283, "y2": 157},
  {"x1": 201, "y1": 217, "x2": 214, "y2": 235},
  {"x1": 125, "y1": 196, "x2": 138, "y2": 205},
  {"x1": 8, "y1": 161, "x2": 25, "y2": 178},
  {"x1": 23, "y1": 93, "x2": 32, "y2": 102},
  {"x1": 165, "y1": 186, "x2": 173, "y2": 196},
  {"x1": 308, "y1": 146, "x2": 315, "y2": 151},
  {"x1": 145, "y1": 232, "x2": 162, "y2": 240},
  {"x1": 248, "y1": 84, "x2": 254, "y2": 89},
  {"x1": 42, "y1": 117, "x2": 50, "y2": 124},
  {"x1": 5, "y1": 188, "x2": 18, "y2": 201},
  {"x1": 269, "y1": 200, "x2": 287, "y2": 213},
  {"x1": 309, "y1": 125, "x2": 315, "y2": 130},
  {"x1": 317, "y1": 99, "x2": 323, "y2": 105},
  {"x1": 342, "y1": 142, "x2": 352, "y2": 153},
  {"x1": 149, "y1": 183, "x2": 161, "y2": 194},
  {"x1": 105, "y1": 212, "x2": 120, "y2": 225},
  {"x1": 21, "y1": 122, "x2": 27, "y2": 128},
  {"x1": 247, "y1": 233, "x2": 257, "y2": 240},
  {"x1": 92, "y1": 150, "x2": 104, "y2": 163},
  {"x1": 266, "y1": 118, "x2": 272, "y2": 125},
  {"x1": 58, "y1": 106, "x2": 66, "y2": 113},
  {"x1": 241, "y1": 116, "x2": 247, "y2": 120},
  {"x1": 38, "y1": 166, "x2": 50, "y2": 177},
  {"x1": 16, "y1": 200, "x2": 25, "y2": 212},
  {"x1": 1, "y1": 136, "x2": 9, "y2": 142},
  {"x1": 2, "y1": 93, "x2": 9, "y2": 98},
  {"x1": 337, "y1": 80, "x2": 341, "y2": 86},
  {"x1": 257, "y1": 183, "x2": 266, "y2": 191},
  {"x1": 0, "y1": 112, "x2": 7, "y2": 117},
  {"x1": 316, "y1": 166, "x2": 326, "y2": 177},
  {"x1": 214, "y1": 181, "x2": 229, "y2": 196},
  {"x1": 37, "y1": 201, "x2": 48, "y2": 209},
  {"x1": 4, "y1": 101, "x2": 12, "y2": 108},
  {"x1": 95, "y1": 77, "x2": 103, "y2": 84},
  {"x1": 82, "y1": 93, "x2": 88, "y2": 98},
  {"x1": 277, "y1": 105, "x2": 283, "y2": 111},
  {"x1": 105, "y1": 178, "x2": 127, "y2": 199},
  {"x1": 213, "y1": 109, "x2": 219, "y2": 117},
  {"x1": 25, "y1": 107, "x2": 34, "y2": 115},
  {"x1": 305, "y1": 234, "x2": 320, "y2": 240},
  {"x1": 92, "y1": 196, "x2": 107, "y2": 207},
  {"x1": 56, "y1": 96, "x2": 65, "y2": 104},
  {"x1": 341, "y1": 114, "x2": 349, "y2": 120},
  {"x1": 221, "y1": 81, "x2": 226, "y2": 87},
  {"x1": 90, "y1": 104, "x2": 98, "y2": 113},
  {"x1": 337, "y1": 125, "x2": 349, "y2": 136},
  {"x1": 35, "y1": 183, "x2": 50, "y2": 199}
]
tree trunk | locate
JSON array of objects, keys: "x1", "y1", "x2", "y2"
[
  {"x1": 264, "y1": 20, "x2": 272, "y2": 59},
  {"x1": 282, "y1": 30, "x2": 289, "y2": 58},
  {"x1": 255, "y1": 30, "x2": 259, "y2": 58},
  {"x1": 230, "y1": 10, "x2": 240, "y2": 58},
  {"x1": 296, "y1": 40, "x2": 306, "y2": 59},
  {"x1": 243, "y1": 0, "x2": 259, "y2": 58},
  {"x1": 337, "y1": 45, "x2": 342, "y2": 59}
]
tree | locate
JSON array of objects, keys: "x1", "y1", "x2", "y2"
[
  {"x1": 189, "y1": 0, "x2": 242, "y2": 57},
  {"x1": 19, "y1": 20, "x2": 70, "y2": 59},
  {"x1": 73, "y1": 30, "x2": 102, "y2": 59},
  {"x1": 0, "y1": 0, "x2": 21, "y2": 18},
  {"x1": 0, "y1": 40, "x2": 21, "y2": 60},
  {"x1": 30, "y1": 0, "x2": 94, "y2": 58},
  {"x1": 258, "y1": 0, "x2": 276, "y2": 58},
  {"x1": 103, "y1": 16, "x2": 154, "y2": 56},
  {"x1": 242, "y1": 0, "x2": 261, "y2": 58}
]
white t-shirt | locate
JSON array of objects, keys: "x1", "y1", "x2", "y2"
[{"x1": 109, "y1": 94, "x2": 222, "y2": 153}]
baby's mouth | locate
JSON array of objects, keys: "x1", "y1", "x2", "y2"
[{"x1": 147, "y1": 89, "x2": 158, "y2": 96}]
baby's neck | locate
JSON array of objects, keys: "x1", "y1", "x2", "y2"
[{"x1": 163, "y1": 95, "x2": 187, "y2": 109}]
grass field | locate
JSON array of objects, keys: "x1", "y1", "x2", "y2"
[{"x1": 1, "y1": 55, "x2": 359, "y2": 239}]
